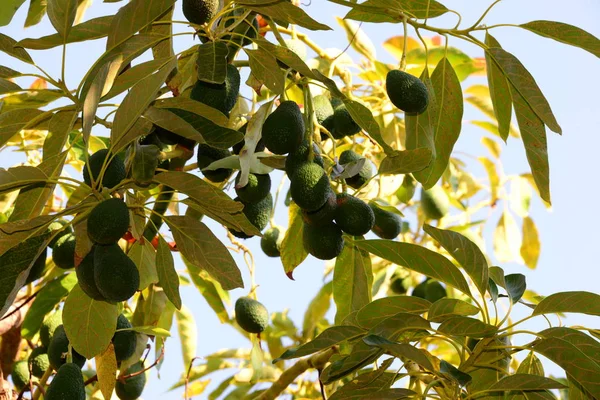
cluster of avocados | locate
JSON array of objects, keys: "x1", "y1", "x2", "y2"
[{"x1": 314, "y1": 95, "x2": 362, "y2": 140}]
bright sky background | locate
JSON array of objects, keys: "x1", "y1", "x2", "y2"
[{"x1": 1, "y1": 0, "x2": 600, "y2": 399}]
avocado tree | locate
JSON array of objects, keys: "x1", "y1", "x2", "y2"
[{"x1": 0, "y1": 0, "x2": 599, "y2": 399}]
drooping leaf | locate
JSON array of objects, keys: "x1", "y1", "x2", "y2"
[
  {"x1": 47, "y1": 0, "x2": 78, "y2": 38},
  {"x1": 520, "y1": 216, "x2": 540, "y2": 269},
  {"x1": 176, "y1": 305, "x2": 198, "y2": 370},
  {"x1": 96, "y1": 343, "x2": 117, "y2": 400},
  {"x1": 143, "y1": 107, "x2": 205, "y2": 143},
  {"x1": 18, "y1": 16, "x2": 114, "y2": 49},
  {"x1": 520, "y1": 21, "x2": 600, "y2": 58},
  {"x1": 493, "y1": 211, "x2": 521, "y2": 263},
  {"x1": 532, "y1": 292, "x2": 600, "y2": 317},
  {"x1": 321, "y1": 341, "x2": 383, "y2": 384},
  {"x1": 0, "y1": 33, "x2": 34, "y2": 63},
  {"x1": 0, "y1": 0, "x2": 26, "y2": 27},
  {"x1": 479, "y1": 156, "x2": 500, "y2": 204},
  {"x1": 356, "y1": 296, "x2": 431, "y2": 329},
  {"x1": 237, "y1": 1, "x2": 331, "y2": 31},
  {"x1": 280, "y1": 203, "x2": 308, "y2": 280},
  {"x1": 438, "y1": 316, "x2": 498, "y2": 338},
  {"x1": 127, "y1": 240, "x2": 158, "y2": 290},
  {"x1": 196, "y1": 41, "x2": 229, "y2": 84},
  {"x1": 156, "y1": 235, "x2": 181, "y2": 310},
  {"x1": 302, "y1": 282, "x2": 332, "y2": 340},
  {"x1": 333, "y1": 243, "x2": 373, "y2": 324},
  {"x1": 405, "y1": 68, "x2": 436, "y2": 161},
  {"x1": 485, "y1": 33, "x2": 512, "y2": 141},
  {"x1": 363, "y1": 334, "x2": 435, "y2": 372},
  {"x1": 24, "y1": 0, "x2": 46, "y2": 28},
  {"x1": 43, "y1": 111, "x2": 77, "y2": 160},
  {"x1": 0, "y1": 108, "x2": 46, "y2": 148},
  {"x1": 245, "y1": 48, "x2": 284, "y2": 94},
  {"x1": 427, "y1": 298, "x2": 480, "y2": 323},
  {"x1": 103, "y1": 57, "x2": 174, "y2": 100},
  {"x1": 184, "y1": 257, "x2": 230, "y2": 324},
  {"x1": 378, "y1": 148, "x2": 432, "y2": 175},
  {"x1": 504, "y1": 273, "x2": 527, "y2": 304}
]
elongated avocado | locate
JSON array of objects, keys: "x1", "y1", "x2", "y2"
[
  {"x1": 369, "y1": 201, "x2": 402, "y2": 239},
  {"x1": 76, "y1": 248, "x2": 105, "y2": 301},
  {"x1": 229, "y1": 194, "x2": 273, "y2": 239},
  {"x1": 113, "y1": 314, "x2": 137, "y2": 362},
  {"x1": 290, "y1": 163, "x2": 333, "y2": 212},
  {"x1": 48, "y1": 325, "x2": 86, "y2": 370},
  {"x1": 260, "y1": 227, "x2": 282, "y2": 258},
  {"x1": 40, "y1": 311, "x2": 62, "y2": 348},
  {"x1": 94, "y1": 244, "x2": 140, "y2": 302},
  {"x1": 235, "y1": 297, "x2": 269, "y2": 334},
  {"x1": 420, "y1": 186, "x2": 450, "y2": 220},
  {"x1": 262, "y1": 101, "x2": 305, "y2": 155}
]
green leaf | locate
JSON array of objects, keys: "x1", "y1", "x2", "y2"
[
  {"x1": 0, "y1": 0, "x2": 26, "y2": 26},
  {"x1": 176, "y1": 305, "x2": 198, "y2": 370},
  {"x1": 182, "y1": 199, "x2": 260, "y2": 238},
  {"x1": 164, "y1": 215, "x2": 243, "y2": 291},
  {"x1": 103, "y1": 57, "x2": 173, "y2": 100},
  {"x1": 149, "y1": 6, "x2": 176, "y2": 85},
  {"x1": 464, "y1": 336, "x2": 511, "y2": 398},
  {"x1": 532, "y1": 291, "x2": 600, "y2": 317},
  {"x1": 24, "y1": 0, "x2": 47, "y2": 28},
  {"x1": 0, "y1": 33, "x2": 34, "y2": 64},
  {"x1": 427, "y1": 298, "x2": 480, "y2": 323},
  {"x1": 517, "y1": 352, "x2": 545, "y2": 376},
  {"x1": 127, "y1": 240, "x2": 158, "y2": 290},
  {"x1": 321, "y1": 341, "x2": 382, "y2": 384},
  {"x1": 196, "y1": 41, "x2": 229, "y2": 84},
  {"x1": 21, "y1": 273, "x2": 77, "y2": 340},
  {"x1": 487, "y1": 375, "x2": 567, "y2": 391},
  {"x1": 254, "y1": 37, "x2": 317, "y2": 80},
  {"x1": 341, "y1": 0, "x2": 448, "y2": 21},
  {"x1": 438, "y1": 316, "x2": 497, "y2": 338},
  {"x1": 505, "y1": 273, "x2": 527, "y2": 304},
  {"x1": 302, "y1": 281, "x2": 332, "y2": 340},
  {"x1": 63, "y1": 284, "x2": 119, "y2": 359},
  {"x1": 368, "y1": 312, "x2": 431, "y2": 342},
  {"x1": 184, "y1": 257, "x2": 230, "y2": 324},
  {"x1": 353, "y1": 239, "x2": 472, "y2": 297},
  {"x1": 110, "y1": 57, "x2": 176, "y2": 147},
  {"x1": 0, "y1": 89, "x2": 64, "y2": 113},
  {"x1": 143, "y1": 107, "x2": 205, "y2": 143},
  {"x1": 494, "y1": 211, "x2": 521, "y2": 263},
  {"x1": 0, "y1": 65, "x2": 21, "y2": 79},
  {"x1": 112, "y1": 118, "x2": 154, "y2": 154},
  {"x1": 131, "y1": 143, "x2": 160, "y2": 186},
  {"x1": 0, "y1": 78, "x2": 21, "y2": 95},
  {"x1": 378, "y1": 148, "x2": 432, "y2": 175},
  {"x1": 485, "y1": 33, "x2": 512, "y2": 142},
  {"x1": 245, "y1": 48, "x2": 284, "y2": 94},
  {"x1": 237, "y1": 1, "x2": 331, "y2": 31},
  {"x1": 121, "y1": 325, "x2": 171, "y2": 337},
  {"x1": 154, "y1": 97, "x2": 229, "y2": 127},
  {"x1": 156, "y1": 235, "x2": 181, "y2": 310},
  {"x1": 280, "y1": 203, "x2": 308, "y2": 280},
  {"x1": 333, "y1": 243, "x2": 373, "y2": 324},
  {"x1": 131, "y1": 284, "x2": 168, "y2": 328},
  {"x1": 520, "y1": 216, "x2": 540, "y2": 269},
  {"x1": 106, "y1": 0, "x2": 176, "y2": 49},
  {"x1": 520, "y1": 21, "x2": 600, "y2": 58},
  {"x1": 356, "y1": 296, "x2": 431, "y2": 329},
  {"x1": 165, "y1": 109, "x2": 244, "y2": 149},
  {"x1": 423, "y1": 224, "x2": 488, "y2": 297},
  {"x1": 43, "y1": 111, "x2": 77, "y2": 160},
  {"x1": 47, "y1": 0, "x2": 77, "y2": 38},
  {"x1": 274, "y1": 325, "x2": 365, "y2": 363},
  {"x1": 0, "y1": 215, "x2": 53, "y2": 256},
  {"x1": 440, "y1": 360, "x2": 472, "y2": 386},
  {"x1": 362, "y1": 334, "x2": 435, "y2": 371}
]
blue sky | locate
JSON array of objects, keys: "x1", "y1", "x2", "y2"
[{"x1": 1, "y1": 0, "x2": 599, "y2": 398}]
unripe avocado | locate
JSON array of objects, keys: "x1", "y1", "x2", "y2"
[
  {"x1": 284, "y1": 140, "x2": 324, "y2": 177},
  {"x1": 301, "y1": 190, "x2": 337, "y2": 226},
  {"x1": 48, "y1": 325, "x2": 86, "y2": 371},
  {"x1": 334, "y1": 193, "x2": 375, "y2": 236},
  {"x1": 25, "y1": 247, "x2": 47, "y2": 284},
  {"x1": 223, "y1": 10, "x2": 259, "y2": 50},
  {"x1": 87, "y1": 198, "x2": 130, "y2": 245},
  {"x1": 290, "y1": 163, "x2": 333, "y2": 212},
  {"x1": 83, "y1": 149, "x2": 126, "y2": 189},
  {"x1": 420, "y1": 186, "x2": 450, "y2": 220},
  {"x1": 332, "y1": 104, "x2": 361, "y2": 138},
  {"x1": 48, "y1": 219, "x2": 73, "y2": 249},
  {"x1": 412, "y1": 279, "x2": 447, "y2": 303},
  {"x1": 229, "y1": 194, "x2": 273, "y2": 239},
  {"x1": 197, "y1": 144, "x2": 233, "y2": 183},
  {"x1": 466, "y1": 337, "x2": 479, "y2": 352},
  {"x1": 76, "y1": 248, "x2": 105, "y2": 301},
  {"x1": 390, "y1": 276, "x2": 408, "y2": 295},
  {"x1": 52, "y1": 233, "x2": 76, "y2": 269},
  {"x1": 262, "y1": 101, "x2": 305, "y2": 155},
  {"x1": 94, "y1": 244, "x2": 140, "y2": 302},
  {"x1": 190, "y1": 64, "x2": 240, "y2": 116},
  {"x1": 235, "y1": 297, "x2": 269, "y2": 334},
  {"x1": 29, "y1": 347, "x2": 50, "y2": 378},
  {"x1": 260, "y1": 227, "x2": 282, "y2": 258},
  {"x1": 369, "y1": 201, "x2": 402, "y2": 239},
  {"x1": 182, "y1": 0, "x2": 219, "y2": 25},
  {"x1": 396, "y1": 174, "x2": 417, "y2": 204},
  {"x1": 386, "y1": 69, "x2": 429, "y2": 114},
  {"x1": 45, "y1": 362, "x2": 85, "y2": 400},
  {"x1": 235, "y1": 173, "x2": 271, "y2": 203},
  {"x1": 303, "y1": 221, "x2": 344, "y2": 260},
  {"x1": 339, "y1": 150, "x2": 375, "y2": 189},
  {"x1": 313, "y1": 95, "x2": 334, "y2": 129},
  {"x1": 153, "y1": 125, "x2": 195, "y2": 150},
  {"x1": 113, "y1": 314, "x2": 137, "y2": 362},
  {"x1": 277, "y1": 38, "x2": 308, "y2": 69},
  {"x1": 115, "y1": 361, "x2": 147, "y2": 400},
  {"x1": 40, "y1": 311, "x2": 62, "y2": 348},
  {"x1": 11, "y1": 360, "x2": 30, "y2": 391}
]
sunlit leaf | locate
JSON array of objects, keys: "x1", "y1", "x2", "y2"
[
  {"x1": 237, "y1": 0, "x2": 331, "y2": 31},
  {"x1": 176, "y1": 305, "x2": 198, "y2": 370},
  {"x1": 96, "y1": 343, "x2": 117, "y2": 400},
  {"x1": 493, "y1": 211, "x2": 521, "y2": 263},
  {"x1": 532, "y1": 292, "x2": 600, "y2": 317},
  {"x1": 438, "y1": 316, "x2": 497, "y2": 338},
  {"x1": 196, "y1": 41, "x2": 229, "y2": 84},
  {"x1": 427, "y1": 298, "x2": 480, "y2": 323},
  {"x1": 520, "y1": 216, "x2": 540, "y2": 270},
  {"x1": 19, "y1": 15, "x2": 114, "y2": 49},
  {"x1": 183, "y1": 257, "x2": 230, "y2": 324},
  {"x1": 520, "y1": 21, "x2": 600, "y2": 58},
  {"x1": 47, "y1": 0, "x2": 78, "y2": 38},
  {"x1": 485, "y1": 33, "x2": 512, "y2": 141},
  {"x1": 334, "y1": 243, "x2": 373, "y2": 324},
  {"x1": 280, "y1": 203, "x2": 308, "y2": 280},
  {"x1": 127, "y1": 239, "x2": 158, "y2": 290},
  {"x1": 355, "y1": 296, "x2": 431, "y2": 329},
  {"x1": 363, "y1": 334, "x2": 436, "y2": 371}
]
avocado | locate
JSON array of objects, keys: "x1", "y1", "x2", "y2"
[
  {"x1": 334, "y1": 193, "x2": 375, "y2": 236},
  {"x1": 190, "y1": 64, "x2": 240, "y2": 116},
  {"x1": 83, "y1": 149, "x2": 126, "y2": 189},
  {"x1": 396, "y1": 174, "x2": 416, "y2": 204},
  {"x1": 386, "y1": 69, "x2": 429, "y2": 115},
  {"x1": 197, "y1": 144, "x2": 233, "y2": 183},
  {"x1": 290, "y1": 163, "x2": 333, "y2": 212},
  {"x1": 260, "y1": 227, "x2": 281, "y2": 258},
  {"x1": 313, "y1": 95, "x2": 334, "y2": 127},
  {"x1": 235, "y1": 297, "x2": 269, "y2": 334},
  {"x1": 11, "y1": 360, "x2": 30, "y2": 391},
  {"x1": 284, "y1": 140, "x2": 324, "y2": 177},
  {"x1": 420, "y1": 186, "x2": 449, "y2": 220},
  {"x1": 52, "y1": 233, "x2": 76, "y2": 269},
  {"x1": 301, "y1": 190, "x2": 337, "y2": 226},
  {"x1": 40, "y1": 311, "x2": 62, "y2": 348},
  {"x1": 369, "y1": 201, "x2": 402, "y2": 239},
  {"x1": 76, "y1": 248, "x2": 105, "y2": 301},
  {"x1": 48, "y1": 325, "x2": 86, "y2": 371},
  {"x1": 332, "y1": 104, "x2": 361, "y2": 138},
  {"x1": 87, "y1": 198, "x2": 130, "y2": 245},
  {"x1": 182, "y1": 0, "x2": 219, "y2": 25},
  {"x1": 113, "y1": 314, "x2": 137, "y2": 362},
  {"x1": 48, "y1": 219, "x2": 73, "y2": 249},
  {"x1": 339, "y1": 150, "x2": 375, "y2": 189},
  {"x1": 229, "y1": 193, "x2": 273, "y2": 239},
  {"x1": 466, "y1": 337, "x2": 479, "y2": 352},
  {"x1": 412, "y1": 279, "x2": 447, "y2": 303},
  {"x1": 303, "y1": 221, "x2": 344, "y2": 260},
  {"x1": 28, "y1": 347, "x2": 50, "y2": 378},
  {"x1": 222, "y1": 9, "x2": 259, "y2": 50},
  {"x1": 25, "y1": 247, "x2": 47, "y2": 284},
  {"x1": 262, "y1": 101, "x2": 305, "y2": 155},
  {"x1": 45, "y1": 362, "x2": 85, "y2": 400},
  {"x1": 94, "y1": 244, "x2": 140, "y2": 302},
  {"x1": 115, "y1": 361, "x2": 146, "y2": 400},
  {"x1": 153, "y1": 125, "x2": 195, "y2": 150},
  {"x1": 389, "y1": 276, "x2": 408, "y2": 295},
  {"x1": 235, "y1": 172, "x2": 271, "y2": 203}
]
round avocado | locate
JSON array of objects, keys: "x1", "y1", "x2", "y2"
[
  {"x1": 115, "y1": 361, "x2": 146, "y2": 400},
  {"x1": 94, "y1": 244, "x2": 140, "y2": 302},
  {"x1": 11, "y1": 360, "x2": 30, "y2": 391},
  {"x1": 412, "y1": 279, "x2": 447, "y2": 303},
  {"x1": 182, "y1": 0, "x2": 219, "y2": 25},
  {"x1": 28, "y1": 347, "x2": 49, "y2": 378},
  {"x1": 235, "y1": 173, "x2": 271, "y2": 203},
  {"x1": 386, "y1": 69, "x2": 429, "y2": 115},
  {"x1": 40, "y1": 311, "x2": 62, "y2": 348},
  {"x1": 290, "y1": 163, "x2": 333, "y2": 212},
  {"x1": 332, "y1": 104, "x2": 361, "y2": 138},
  {"x1": 260, "y1": 227, "x2": 282, "y2": 258},
  {"x1": 334, "y1": 193, "x2": 375, "y2": 236},
  {"x1": 262, "y1": 101, "x2": 305, "y2": 155},
  {"x1": 197, "y1": 144, "x2": 233, "y2": 183},
  {"x1": 389, "y1": 276, "x2": 408, "y2": 295},
  {"x1": 113, "y1": 314, "x2": 137, "y2": 362},
  {"x1": 339, "y1": 150, "x2": 375, "y2": 189},
  {"x1": 190, "y1": 64, "x2": 240, "y2": 116},
  {"x1": 87, "y1": 198, "x2": 130, "y2": 245},
  {"x1": 153, "y1": 125, "x2": 195, "y2": 150},
  {"x1": 48, "y1": 325, "x2": 86, "y2": 371},
  {"x1": 25, "y1": 247, "x2": 47, "y2": 284},
  {"x1": 420, "y1": 186, "x2": 450, "y2": 220},
  {"x1": 284, "y1": 140, "x2": 324, "y2": 177},
  {"x1": 229, "y1": 194, "x2": 273, "y2": 239},
  {"x1": 52, "y1": 233, "x2": 76, "y2": 269},
  {"x1": 48, "y1": 219, "x2": 73, "y2": 249},
  {"x1": 369, "y1": 201, "x2": 402, "y2": 239},
  {"x1": 45, "y1": 362, "x2": 85, "y2": 400},
  {"x1": 83, "y1": 149, "x2": 126, "y2": 189},
  {"x1": 301, "y1": 190, "x2": 337, "y2": 226},
  {"x1": 303, "y1": 221, "x2": 344, "y2": 260},
  {"x1": 235, "y1": 297, "x2": 269, "y2": 334},
  {"x1": 76, "y1": 247, "x2": 105, "y2": 301}
]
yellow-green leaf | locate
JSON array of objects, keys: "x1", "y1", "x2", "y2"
[
  {"x1": 520, "y1": 21, "x2": 600, "y2": 58},
  {"x1": 47, "y1": 0, "x2": 77, "y2": 38},
  {"x1": 355, "y1": 296, "x2": 431, "y2": 329},
  {"x1": 333, "y1": 243, "x2": 373, "y2": 324},
  {"x1": 96, "y1": 343, "x2": 117, "y2": 400},
  {"x1": 127, "y1": 240, "x2": 158, "y2": 290},
  {"x1": 18, "y1": 15, "x2": 114, "y2": 49},
  {"x1": 427, "y1": 298, "x2": 480, "y2": 323},
  {"x1": 156, "y1": 235, "x2": 181, "y2": 310},
  {"x1": 532, "y1": 292, "x2": 600, "y2": 317},
  {"x1": 493, "y1": 211, "x2": 521, "y2": 263},
  {"x1": 520, "y1": 216, "x2": 540, "y2": 269},
  {"x1": 280, "y1": 203, "x2": 308, "y2": 280},
  {"x1": 176, "y1": 305, "x2": 197, "y2": 370},
  {"x1": 485, "y1": 33, "x2": 512, "y2": 141},
  {"x1": 479, "y1": 156, "x2": 500, "y2": 204}
]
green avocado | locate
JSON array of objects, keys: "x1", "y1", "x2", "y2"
[
  {"x1": 48, "y1": 325, "x2": 86, "y2": 371},
  {"x1": 87, "y1": 198, "x2": 130, "y2": 245},
  {"x1": 369, "y1": 201, "x2": 402, "y2": 239},
  {"x1": 313, "y1": 95, "x2": 334, "y2": 130},
  {"x1": 412, "y1": 279, "x2": 447, "y2": 303},
  {"x1": 94, "y1": 244, "x2": 140, "y2": 302},
  {"x1": 11, "y1": 360, "x2": 30, "y2": 391},
  {"x1": 290, "y1": 163, "x2": 333, "y2": 212},
  {"x1": 113, "y1": 314, "x2": 137, "y2": 362},
  {"x1": 229, "y1": 194, "x2": 273, "y2": 239},
  {"x1": 182, "y1": 0, "x2": 219, "y2": 25},
  {"x1": 45, "y1": 362, "x2": 85, "y2": 400},
  {"x1": 332, "y1": 104, "x2": 361, "y2": 138},
  {"x1": 153, "y1": 125, "x2": 195, "y2": 150},
  {"x1": 420, "y1": 186, "x2": 450, "y2": 220},
  {"x1": 190, "y1": 64, "x2": 240, "y2": 116},
  {"x1": 260, "y1": 227, "x2": 282, "y2": 258},
  {"x1": 396, "y1": 174, "x2": 416, "y2": 204},
  {"x1": 284, "y1": 140, "x2": 324, "y2": 177},
  {"x1": 262, "y1": 101, "x2": 305, "y2": 155},
  {"x1": 29, "y1": 347, "x2": 50, "y2": 378},
  {"x1": 197, "y1": 144, "x2": 233, "y2": 183},
  {"x1": 116, "y1": 361, "x2": 147, "y2": 400},
  {"x1": 222, "y1": 9, "x2": 259, "y2": 51},
  {"x1": 303, "y1": 221, "x2": 344, "y2": 260},
  {"x1": 235, "y1": 173, "x2": 271, "y2": 203},
  {"x1": 301, "y1": 190, "x2": 337, "y2": 226},
  {"x1": 277, "y1": 38, "x2": 309, "y2": 69},
  {"x1": 40, "y1": 311, "x2": 62, "y2": 348},
  {"x1": 48, "y1": 219, "x2": 73, "y2": 249},
  {"x1": 25, "y1": 247, "x2": 47, "y2": 284},
  {"x1": 386, "y1": 69, "x2": 429, "y2": 115},
  {"x1": 339, "y1": 150, "x2": 375, "y2": 189},
  {"x1": 83, "y1": 149, "x2": 126, "y2": 189},
  {"x1": 235, "y1": 297, "x2": 269, "y2": 334},
  {"x1": 76, "y1": 248, "x2": 105, "y2": 301},
  {"x1": 52, "y1": 233, "x2": 76, "y2": 269},
  {"x1": 389, "y1": 276, "x2": 408, "y2": 295},
  {"x1": 334, "y1": 193, "x2": 375, "y2": 236}
]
